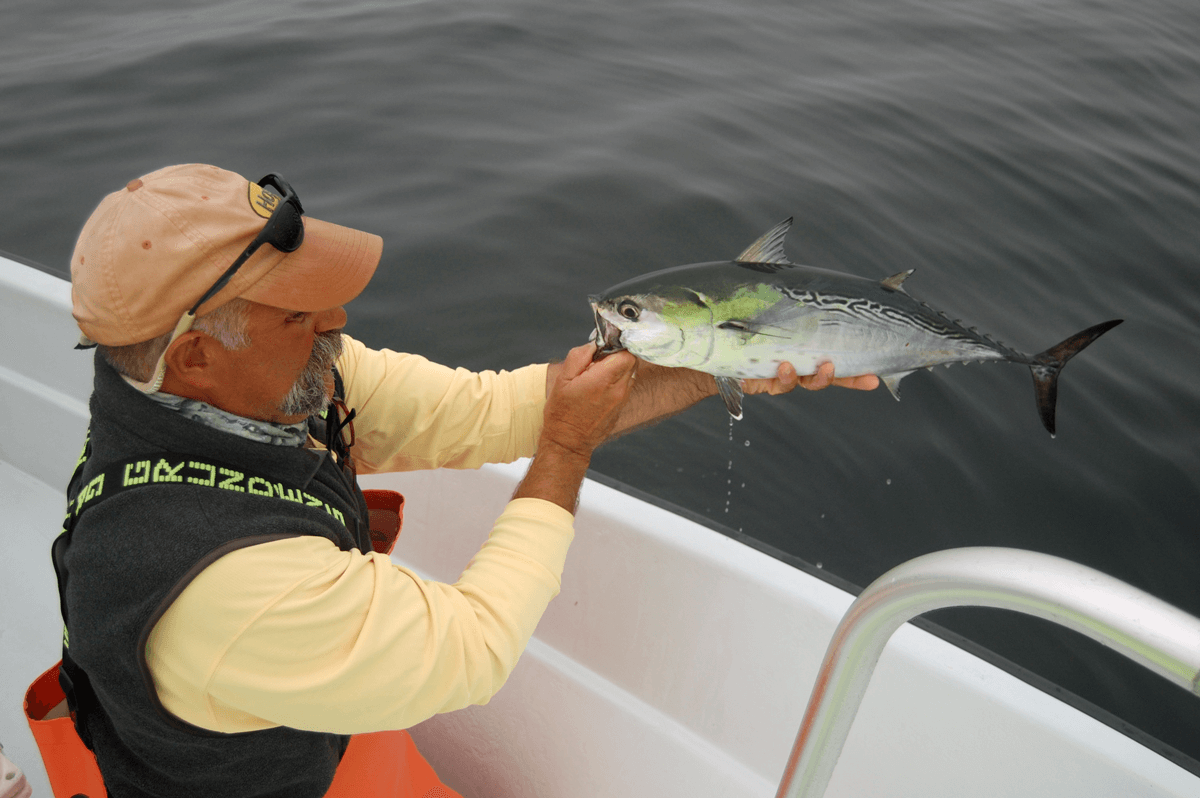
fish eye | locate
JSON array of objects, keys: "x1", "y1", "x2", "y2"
[{"x1": 618, "y1": 301, "x2": 640, "y2": 321}]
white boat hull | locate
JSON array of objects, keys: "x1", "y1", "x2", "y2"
[{"x1": 2, "y1": 254, "x2": 1196, "y2": 797}]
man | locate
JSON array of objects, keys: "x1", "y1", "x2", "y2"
[{"x1": 53, "y1": 164, "x2": 876, "y2": 798}]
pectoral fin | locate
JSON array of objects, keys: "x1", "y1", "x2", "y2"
[
  {"x1": 716, "y1": 319, "x2": 789, "y2": 339},
  {"x1": 715, "y1": 376, "x2": 745, "y2": 420}
]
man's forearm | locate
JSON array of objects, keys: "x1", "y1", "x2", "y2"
[
  {"x1": 544, "y1": 357, "x2": 716, "y2": 439},
  {"x1": 512, "y1": 441, "x2": 592, "y2": 514},
  {"x1": 542, "y1": 355, "x2": 878, "y2": 444}
]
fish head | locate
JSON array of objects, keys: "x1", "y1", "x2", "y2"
[
  {"x1": 590, "y1": 301, "x2": 626, "y2": 358},
  {"x1": 588, "y1": 287, "x2": 714, "y2": 368},
  {"x1": 591, "y1": 260, "x2": 796, "y2": 370}
]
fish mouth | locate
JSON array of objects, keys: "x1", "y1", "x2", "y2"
[{"x1": 590, "y1": 301, "x2": 625, "y2": 361}]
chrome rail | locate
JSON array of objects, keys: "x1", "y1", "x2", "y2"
[{"x1": 775, "y1": 547, "x2": 1200, "y2": 798}]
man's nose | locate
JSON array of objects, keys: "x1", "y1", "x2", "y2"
[{"x1": 317, "y1": 306, "x2": 347, "y2": 333}]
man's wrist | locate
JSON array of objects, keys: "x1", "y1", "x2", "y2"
[{"x1": 512, "y1": 438, "x2": 593, "y2": 514}]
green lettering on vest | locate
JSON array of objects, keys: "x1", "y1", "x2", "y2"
[
  {"x1": 247, "y1": 476, "x2": 273, "y2": 496},
  {"x1": 75, "y1": 473, "x2": 105, "y2": 514},
  {"x1": 188, "y1": 461, "x2": 216, "y2": 487},
  {"x1": 274, "y1": 483, "x2": 304, "y2": 503},
  {"x1": 75, "y1": 433, "x2": 90, "y2": 471},
  {"x1": 152, "y1": 459, "x2": 185, "y2": 483},
  {"x1": 123, "y1": 460, "x2": 151, "y2": 487},
  {"x1": 218, "y1": 468, "x2": 245, "y2": 492}
]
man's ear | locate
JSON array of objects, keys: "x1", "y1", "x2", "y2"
[{"x1": 161, "y1": 331, "x2": 222, "y2": 390}]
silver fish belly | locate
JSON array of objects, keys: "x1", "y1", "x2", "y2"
[{"x1": 590, "y1": 219, "x2": 1122, "y2": 435}]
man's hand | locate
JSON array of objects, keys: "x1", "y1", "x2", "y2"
[
  {"x1": 542, "y1": 344, "x2": 637, "y2": 457},
  {"x1": 743, "y1": 361, "x2": 879, "y2": 396},
  {"x1": 515, "y1": 344, "x2": 636, "y2": 512}
]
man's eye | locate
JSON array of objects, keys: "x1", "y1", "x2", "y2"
[{"x1": 287, "y1": 311, "x2": 309, "y2": 323}]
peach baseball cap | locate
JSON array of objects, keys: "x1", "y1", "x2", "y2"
[{"x1": 71, "y1": 163, "x2": 382, "y2": 348}]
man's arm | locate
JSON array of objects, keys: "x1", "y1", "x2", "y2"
[
  {"x1": 335, "y1": 336, "x2": 549, "y2": 473},
  {"x1": 545, "y1": 357, "x2": 880, "y2": 438}
]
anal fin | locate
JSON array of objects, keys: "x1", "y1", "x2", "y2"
[
  {"x1": 715, "y1": 376, "x2": 745, "y2": 420},
  {"x1": 881, "y1": 371, "x2": 913, "y2": 401}
]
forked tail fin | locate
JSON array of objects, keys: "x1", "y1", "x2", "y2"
[{"x1": 1029, "y1": 319, "x2": 1123, "y2": 437}]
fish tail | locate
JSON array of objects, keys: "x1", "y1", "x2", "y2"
[{"x1": 1028, "y1": 319, "x2": 1123, "y2": 437}]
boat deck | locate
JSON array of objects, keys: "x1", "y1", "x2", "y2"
[{"x1": 3, "y1": 254, "x2": 1198, "y2": 797}]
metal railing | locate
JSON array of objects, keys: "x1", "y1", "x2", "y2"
[{"x1": 775, "y1": 547, "x2": 1200, "y2": 798}]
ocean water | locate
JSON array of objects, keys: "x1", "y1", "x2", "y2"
[{"x1": 3, "y1": 0, "x2": 1199, "y2": 769}]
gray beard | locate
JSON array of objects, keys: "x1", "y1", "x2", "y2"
[{"x1": 278, "y1": 330, "x2": 344, "y2": 418}]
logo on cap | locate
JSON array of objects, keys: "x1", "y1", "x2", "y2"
[{"x1": 247, "y1": 181, "x2": 280, "y2": 219}]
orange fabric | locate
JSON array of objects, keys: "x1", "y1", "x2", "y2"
[
  {"x1": 362, "y1": 489, "x2": 404, "y2": 555},
  {"x1": 324, "y1": 729, "x2": 463, "y2": 798},
  {"x1": 25, "y1": 661, "x2": 460, "y2": 798},
  {"x1": 24, "y1": 662, "x2": 108, "y2": 798}
]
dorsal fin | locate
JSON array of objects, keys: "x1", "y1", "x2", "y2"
[
  {"x1": 880, "y1": 269, "x2": 915, "y2": 293},
  {"x1": 735, "y1": 218, "x2": 793, "y2": 265}
]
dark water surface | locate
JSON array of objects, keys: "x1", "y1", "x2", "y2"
[{"x1": 4, "y1": 0, "x2": 1199, "y2": 768}]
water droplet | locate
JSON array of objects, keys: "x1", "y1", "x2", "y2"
[
  {"x1": 743, "y1": 440, "x2": 750, "y2": 447},
  {"x1": 816, "y1": 562, "x2": 823, "y2": 569},
  {"x1": 886, "y1": 478, "x2": 892, "y2": 485}
]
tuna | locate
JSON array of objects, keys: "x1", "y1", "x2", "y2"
[{"x1": 590, "y1": 219, "x2": 1122, "y2": 436}]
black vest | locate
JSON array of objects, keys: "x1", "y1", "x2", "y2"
[{"x1": 54, "y1": 354, "x2": 372, "y2": 798}]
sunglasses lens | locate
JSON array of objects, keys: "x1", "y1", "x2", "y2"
[
  {"x1": 271, "y1": 200, "x2": 305, "y2": 253},
  {"x1": 258, "y1": 176, "x2": 304, "y2": 254}
]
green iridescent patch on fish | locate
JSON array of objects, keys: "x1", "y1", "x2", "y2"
[
  {"x1": 658, "y1": 296, "x2": 711, "y2": 330},
  {"x1": 660, "y1": 283, "x2": 782, "y2": 328},
  {"x1": 713, "y1": 283, "x2": 783, "y2": 321}
]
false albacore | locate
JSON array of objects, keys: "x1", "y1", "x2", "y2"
[{"x1": 590, "y1": 219, "x2": 1122, "y2": 436}]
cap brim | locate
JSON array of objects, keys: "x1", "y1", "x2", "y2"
[{"x1": 239, "y1": 216, "x2": 382, "y2": 312}]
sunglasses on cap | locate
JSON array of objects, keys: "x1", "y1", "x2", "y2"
[
  {"x1": 188, "y1": 173, "x2": 305, "y2": 315},
  {"x1": 130, "y1": 173, "x2": 306, "y2": 393}
]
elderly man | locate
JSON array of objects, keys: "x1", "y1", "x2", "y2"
[{"x1": 49, "y1": 164, "x2": 875, "y2": 798}]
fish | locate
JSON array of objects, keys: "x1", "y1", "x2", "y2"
[{"x1": 589, "y1": 218, "x2": 1122, "y2": 436}]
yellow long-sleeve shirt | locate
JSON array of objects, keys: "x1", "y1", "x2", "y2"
[{"x1": 144, "y1": 336, "x2": 568, "y2": 735}]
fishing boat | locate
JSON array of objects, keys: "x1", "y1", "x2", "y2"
[{"x1": 3, "y1": 251, "x2": 1198, "y2": 797}]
